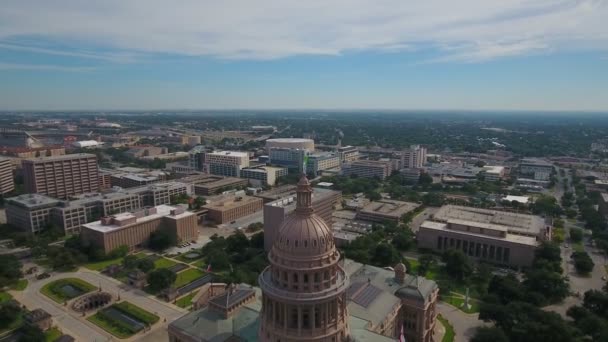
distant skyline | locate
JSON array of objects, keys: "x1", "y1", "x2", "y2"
[{"x1": 1, "y1": 1, "x2": 608, "y2": 111}]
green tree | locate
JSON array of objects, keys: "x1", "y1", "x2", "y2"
[
  {"x1": 250, "y1": 232, "x2": 265, "y2": 249},
  {"x1": 443, "y1": 249, "x2": 473, "y2": 281},
  {"x1": 570, "y1": 228, "x2": 583, "y2": 243},
  {"x1": 147, "y1": 269, "x2": 176, "y2": 292},
  {"x1": 17, "y1": 324, "x2": 45, "y2": 342},
  {"x1": 0, "y1": 255, "x2": 22, "y2": 288},
  {"x1": 122, "y1": 255, "x2": 139, "y2": 269},
  {"x1": 572, "y1": 251, "x2": 595, "y2": 275},
  {"x1": 226, "y1": 231, "x2": 250, "y2": 254},
  {"x1": 207, "y1": 250, "x2": 230, "y2": 271},
  {"x1": 0, "y1": 301, "x2": 21, "y2": 329},
  {"x1": 417, "y1": 254, "x2": 435, "y2": 276},
  {"x1": 392, "y1": 230, "x2": 415, "y2": 251},
  {"x1": 471, "y1": 327, "x2": 508, "y2": 342},
  {"x1": 371, "y1": 243, "x2": 401, "y2": 267},
  {"x1": 137, "y1": 258, "x2": 155, "y2": 273},
  {"x1": 419, "y1": 172, "x2": 433, "y2": 185}
]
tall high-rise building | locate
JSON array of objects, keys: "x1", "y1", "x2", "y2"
[
  {"x1": 188, "y1": 145, "x2": 207, "y2": 171},
  {"x1": 0, "y1": 157, "x2": 15, "y2": 195},
  {"x1": 22, "y1": 153, "x2": 99, "y2": 199},
  {"x1": 400, "y1": 145, "x2": 427, "y2": 169},
  {"x1": 258, "y1": 176, "x2": 350, "y2": 341}
]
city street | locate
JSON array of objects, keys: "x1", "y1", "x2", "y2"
[{"x1": 11, "y1": 268, "x2": 187, "y2": 342}]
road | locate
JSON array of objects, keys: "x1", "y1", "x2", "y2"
[{"x1": 11, "y1": 269, "x2": 187, "y2": 342}]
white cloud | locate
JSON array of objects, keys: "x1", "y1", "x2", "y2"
[{"x1": 0, "y1": 0, "x2": 606, "y2": 62}]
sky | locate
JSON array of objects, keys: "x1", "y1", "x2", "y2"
[{"x1": 1, "y1": 0, "x2": 608, "y2": 111}]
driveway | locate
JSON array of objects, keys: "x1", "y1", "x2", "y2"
[
  {"x1": 437, "y1": 302, "x2": 487, "y2": 342},
  {"x1": 11, "y1": 268, "x2": 187, "y2": 342}
]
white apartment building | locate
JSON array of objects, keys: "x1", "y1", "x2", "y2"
[
  {"x1": 204, "y1": 151, "x2": 250, "y2": 177},
  {"x1": 400, "y1": 145, "x2": 427, "y2": 169}
]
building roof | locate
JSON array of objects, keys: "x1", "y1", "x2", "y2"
[
  {"x1": 203, "y1": 194, "x2": 261, "y2": 212},
  {"x1": 420, "y1": 220, "x2": 538, "y2": 246},
  {"x1": 520, "y1": 158, "x2": 553, "y2": 167},
  {"x1": 345, "y1": 259, "x2": 438, "y2": 303},
  {"x1": 82, "y1": 204, "x2": 193, "y2": 233},
  {"x1": 6, "y1": 193, "x2": 61, "y2": 209},
  {"x1": 24, "y1": 153, "x2": 96, "y2": 163},
  {"x1": 503, "y1": 195, "x2": 530, "y2": 204},
  {"x1": 208, "y1": 150, "x2": 249, "y2": 158},
  {"x1": 266, "y1": 138, "x2": 313, "y2": 143},
  {"x1": 432, "y1": 205, "x2": 544, "y2": 237},
  {"x1": 483, "y1": 165, "x2": 505, "y2": 174},
  {"x1": 347, "y1": 281, "x2": 401, "y2": 328},
  {"x1": 359, "y1": 199, "x2": 420, "y2": 218}
]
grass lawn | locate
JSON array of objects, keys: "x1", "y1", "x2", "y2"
[
  {"x1": 573, "y1": 242, "x2": 584, "y2": 252},
  {"x1": 114, "y1": 301, "x2": 159, "y2": 325},
  {"x1": 442, "y1": 295, "x2": 481, "y2": 314},
  {"x1": 437, "y1": 314, "x2": 455, "y2": 342},
  {"x1": 174, "y1": 268, "x2": 204, "y2": 288},
  {"x1": 45, "y1": 327, "x2": 63, "y2": 342},
  {"x1": 0, "y1": 292, "x2": 13, "y2": 302},
  {"x1": 176, "y1": 292, "x2": 197, "y2": 309},
  {"x1": 10, "y1": 279, "x2": 28, "y2": 291},
  {"x1": 40, "y1": 278, "x2": 96, "y2": 303},
  {"x1": 192, "y1": 259, "x2": 207, "y2": 269},
  {"x1": 176, "y1": 252, "x2": 204, "y2": 264},
  {"x1": 84, "y1": 252, "x2": 147, "y2": 271},
  {"x1": 154, "y1": 257, "x2": 177, "y2": 269},
  {"x1": 88, "y1": 312, "x2": 133, "y2": 339}
]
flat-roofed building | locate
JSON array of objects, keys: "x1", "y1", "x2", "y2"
[
  {"x1": 306, "y1": 152, "x2": 340, "y2": 175},
  {"x1": 265, "y1": 138, "x2": 314, "y2": 152},
  {"x1": 338, "y1": 145, "x2": 359, "y2": 163},
  {"x1": 128, "y1": 181, "x2": 193, "y2": 206},
  {"x1": 262, "y1": 187, "x2": 342, "y2": 251},
  {"x1": 81, "y1": 205, "x2": 197, "y2": 253},
  {"x1": 519, "y1": 158, "x2": 553, "y2": 181},
  {"x1": 417, "y1": 205, "x2": 550, "y2": 267},
  {"x1": 342, "y1": 160, "x2": 392, "y2": 180},
  {"x1": 268, "y1": 147, "x2": 308, "y2": 173},
  {"x1": 109, "y1": 170, "x2": 168, "y2": 188},
  {"x1": 0, "y1": 157, "x2": 15, "y2": 194},
  {"x1": 204, "y1": 151, "x2": 250, "y2": 177},
  {"x1": 482, "y1": 165, "x2": 505, "y2": 182},
  {"x1": 357, "y1": 199, "x2": 421, "y2": 223},
  {"x1": 6, "y1": 194, "x2": 61, "y2": 234},
  {"x1": 241, "y1": 166, "x2": 288, "y2": 186},
  {"x1": 22, "y1": 153, "x2": 99, "y2": 199},
  {"x1": 401, "y1": 145, "x2": 427, "y2": 169},
  {"x1": 203, "y1": 194, "x2": 263, "y2": 224},
  {"x1": 400, "y1": 168, "x2": 422, "y2": 183},
  {"x1": 180, "y1": 175, "x2": 248, "y2": 196},
  {"x1": 52, "y1": 191, "x2": 141, "y2": 235}
]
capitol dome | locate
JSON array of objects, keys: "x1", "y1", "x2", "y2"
[{"x1": 258, "y1": 175, "x2": 350, "y2": 342}]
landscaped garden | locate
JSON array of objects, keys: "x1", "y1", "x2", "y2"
[
  {"x1": 40, "y1": 278, "x2": 96, "y2": 303},
  {"x1": 173, "y1": 268, "x2": 205, "y2": 288},
  {"x1": 175, "y1": 251, "x2": 204, "y2": 263},
  {"x1": 88, "y1": 301, "x2": 159, "y2": 338},
  {"x1": 437, "y1": 314, "x2": 455, "y2": 342},
  {"x1": 84, "y1": 252, "x2": 147, "y2": 271},
  {"x1": 153, "y1": 257, "x2": 177, "y2": 269},
  {"x1": 44, "y1": 327, "x2": 63, "y2": 342},
  {"x1": 175, "y1": 292, "x2": 197, "y2": 309}
]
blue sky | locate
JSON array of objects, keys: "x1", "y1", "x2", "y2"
[{"x1": 1, "y1": 0, "x2": 607, "y2": 111}]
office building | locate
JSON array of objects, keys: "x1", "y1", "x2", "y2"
[
  {"x1": 263, "y1": 186, "x2": 342, "y2": 251},
  {"x1": 6, "y1": 194, "x2": 61, "y2": 234},
  {"x1": 129, "y1": 181, "x2": 193, "y2": 207},
  {"x1": 417, "y1": 205, "x2": 551, "y2": 267},
  {"x1": 0, "y1": 157, "x2": 15, "y2": 195},
  {"x1": 180, "y1": 174, "x2": 248, "y2": 196},
  {"x1": 241, "y1": 166, "x2": 288, "y2": 186},
  {"x1": 188, "y1": 145, "x2": 207, "y2": 171},
  {"x1": 400, "y1": 168, "x2": 422, "y2": 182},
  {"x1": 125, "y1": 145, "x2": 168, "y2": 159},
  {"x1": 265, "y1": 138, "x2": 314, "y2": 152},
  {"x1": 203, "y1": 194, "x2": 263, "y2": 224},
  {"x1": 401, "y1": 145, "x2": 427, "y2": 169},
  {"x1": 181, "y1": 135, "x2": 202, "y2": 146},
  {"x1": 306, "y1": 152, "x2": 341, "y2": 175},
  {"x1": 204, "y1": 151, "x2": 250, "y2": 177},
  {"x1": 108, "y1": 169, "x2": 168, "y2": 188},
  {"x1": 22, "y1": 153, "x2": 99, "y2": 199},
  {"x1": 337, "y1": 145, "x2": 359, "y2": 163},
  {"x1": 268, "y1": 147, "x2": 308, "y2": 173},
  {"x1": 519, "y1": 158, "x2": 553, "y2": 181},
  {"x1": 357, "y1": 199, "x2": 421, "y2": 223},
  {"x1": 52, "y1": 191, "x2": 141, "y2": 235},
  {"x1": 81, "y1": 205, "x2": 197, "y2": 253},
  {"x1": 482, "y1": 165, "x2": 505, "y2": 182},
  {"x1": 342, "y1": 160, "x2": 392, "y2": 180}
]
